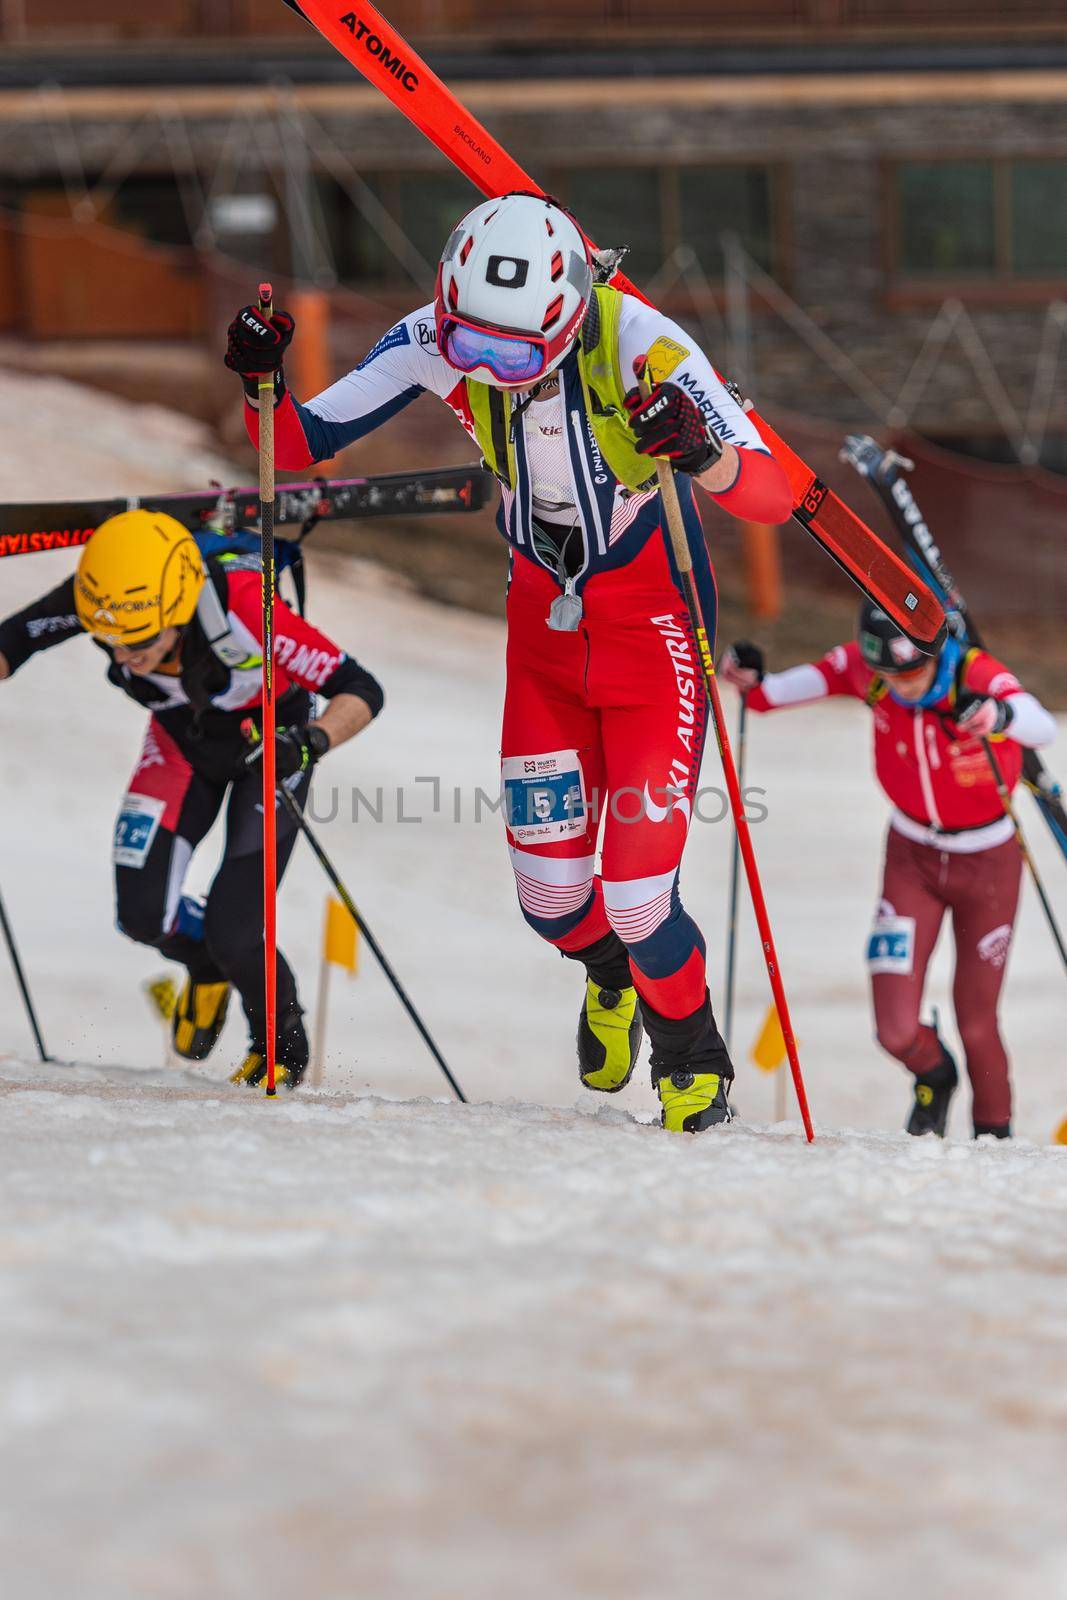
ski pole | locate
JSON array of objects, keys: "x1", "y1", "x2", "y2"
[
  {"x1": 639, "y1": 374, "x2": 814, "y2": 1141},
  {"x1": 0, "y1": 884, "x2": 50, "y2": 1063},
  {"x1": 842, "y1": 434, "x2": 1067, "y2": 873},
  {"x1": 981, "y1": 738, "x2": 1067, "y2": 972},
  {"x1": 722, "y1": 693, "x2": 748, "y2": 1052},
  {"x1": 272, "y1": 777, "x2": 468, "y2": 1104},
  {"x1": 256, "y1": 281, "x2": 280, "y2": 1098}
]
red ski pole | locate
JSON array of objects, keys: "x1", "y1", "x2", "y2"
[
  {"x1": 257, "y1": 281, "x2": 279, "y2": 1098},
  {"x1": 639, "y1": 371, "x2": 815, "y2": 1141}
]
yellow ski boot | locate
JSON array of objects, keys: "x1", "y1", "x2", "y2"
[
  {"x1": 171, "y1": 977, "x2": 232, "y2": 1062},
  {"x1": 230, "y1": 1005, "x2": 309, "y2": 1090},
  {"x1": 230, "y1": 1049, "x2": 300, "y2": 1090},
  {"x1": 577, "y1": 977, "x2": 644, "y2": 1092},
  {"x1": 906, "y1": 1048, "x2": 957, "y2": 1138},
  {"x1": 656, "y1": 1070, "x2": 733, "y2": 1133},
  {"x1": 647, "y1": 992, "x2": 736, "y2": 1133}
]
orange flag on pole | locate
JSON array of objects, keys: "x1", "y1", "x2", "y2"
[{"x1": 751, "y1": 1003, "x2": 787, "y2": 1074}]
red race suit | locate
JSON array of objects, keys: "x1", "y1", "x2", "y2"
[
  {"x1": 252, "y1": 292, "x2": 792, "y2": 1024},
  {"x1": 747, "y1": 638, "x2": 1056, "y2": 1131}
]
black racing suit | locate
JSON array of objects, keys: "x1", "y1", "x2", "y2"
[{"x1": 0, "y1": 556, "x2": 383, "y2": 1041}]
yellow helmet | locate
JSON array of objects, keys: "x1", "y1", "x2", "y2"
[{"x1": 75, "y1": 510, "x2": 205, "y2": 647}]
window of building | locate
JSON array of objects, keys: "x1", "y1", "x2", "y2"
[
  {"x1": 326, "y1": 162, "x2": 778, "y2": 293},
  {"x1": 552, "y1": 166, "x2": 666, "y2": 284},
  {"x1": 1011, "y1": 161, "x2": 1067, "y2": 277},
  {"x1": 892, "y1": 158, "x2": 1067, "y2": 282},
  {"x1": 895, "y1": 162, "x2": 995, "y2": 275},
  {"x1": 555, "y1": 162, "x2": 776, "y2": 284},
  {"x1": 677, "y1": 164, "x2": 775, "y2": 276},
  {"x1": 925, "y1": 432, "x2": 1067, "y2": 475},
  {"x1": 18, "y1": 176, "x2": 195, "y2": 249},
  {"x1": 325, "y1": 170, "x2": 477, "y2": 289},
  {"x1": 108, "y1": 176, "x2": 195, "y2": 249}
]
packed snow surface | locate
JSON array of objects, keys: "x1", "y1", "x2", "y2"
[
  {"x1": 1, "y1": 374, "x2": 1065, "y2": 1597},
  {"x1": 3, "y1": 1067, "x2": 1067, "y2": 1600}
]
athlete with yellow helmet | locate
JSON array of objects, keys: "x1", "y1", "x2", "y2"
[
  {"x1": 0, "y1": 508, "x2": 384, "y2": 1085},
  {"x1": 73, "y1": 509, "x2": 206, "y2": 651}
]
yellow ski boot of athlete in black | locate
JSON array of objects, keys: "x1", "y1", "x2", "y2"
[
  {"x1": 171, "y1": 976, "x2": 232, "y2": 1062},
  {"x1": 230, "y1": 1004, "x2": 309, "y2": 1090}
]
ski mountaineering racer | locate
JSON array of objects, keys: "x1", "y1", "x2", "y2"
[
  {"x1": 721, "y1": 607, "x2": 1056, "y2": 1138},
  {"x1": 0, "y1": 511, "x2": 383, "y2": 1085},
  {"x1": 225, "y1": 191, "x2": 795, "y2": 1132}
]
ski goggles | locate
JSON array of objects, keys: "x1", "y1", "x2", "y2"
[
  {"x1": 859, "y1": 630, "x2": 926, "y2": 676},
  {"x1": 438, "y1": 314, "x2": 549, "y2": 385},
  {"x1": 116, "y1": 631, "x2": 165, "y2": 654}
]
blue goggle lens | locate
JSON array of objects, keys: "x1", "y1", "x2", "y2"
[{"x1": 444, "y1": 321, "x2": 545, "y2": 383}]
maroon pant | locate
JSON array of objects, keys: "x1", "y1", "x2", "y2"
[{"x1": 869, "y1": 827, "x2": 1022, "y2": 1128}]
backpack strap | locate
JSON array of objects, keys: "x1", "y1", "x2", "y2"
[
  {"x1": 487, "y1": 387, "x2": 510, "y2": 481},
  {"x1": 580, "y1": 289, "x2": 601, "y2": 355},
  {"x1": 952, "y1": 645, "x2": 981, "y2": 709},
  {"x1": 195, "y1": 561, "x2": 262, "y2": 671}
]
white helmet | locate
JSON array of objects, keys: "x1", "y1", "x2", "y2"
[{"x1": 434, "y1": 192, "x2": 594, "y2": 389}]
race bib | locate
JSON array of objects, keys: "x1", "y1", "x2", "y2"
[
  {"x1": 502, "y1": 750, "x2": 587, "y2": 843},
  {"x1": 113, "y1": 793, "x2": 166, "y2": 868},
  {"x1": 866, "y1": 913, "x2": 915, "y2": 975}
]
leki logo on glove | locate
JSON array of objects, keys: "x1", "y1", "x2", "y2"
[{"x1": 339, "y1": 13, "x2": 419, "y2": 90}]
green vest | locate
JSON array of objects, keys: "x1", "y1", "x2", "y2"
[{"x1": 463, "y1": 285, "x2": 655, "y2": 494}]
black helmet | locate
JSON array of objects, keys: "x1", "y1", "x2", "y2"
[{"x1": 857, "y1": 601, "x2": 930, "y2": 676}]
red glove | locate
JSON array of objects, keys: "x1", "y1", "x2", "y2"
[
  {"x1": 623, "y1": 378, "x2": 723, "y2": 476},
  {"x1": 224, "y1": 305, "x2": 295, "y2": 402}
]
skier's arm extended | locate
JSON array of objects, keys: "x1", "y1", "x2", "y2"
[
  {"x1": 226, "y1": 303, "x2": 439, "y2": 470},
  {"x1": 1000, "y1": 694, "x2": 1057, "y2": 749},
  {"x1": 719, "y1": 640, "x2": 867, "y2": 712},
  {"x1": 311, "y1": 690, "x2": 375, "y2": 747},
  {"x1": 617, "y1": 297, "x2": 793, "y2": 525},
  {"x1": 0, "y1": 577, "x2": 82, "y2": 679}
]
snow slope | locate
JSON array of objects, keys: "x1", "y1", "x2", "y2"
[
  {"x1": 3, "y1": 1068, "x2": 1066, "y2": 1600},
  {"x1": 1, "y1": 373, "x2": 1066, "y2": 1598}
]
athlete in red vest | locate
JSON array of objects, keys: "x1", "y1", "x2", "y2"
[{"x1": 721, "y1": 604, "x2": 1057, "y2": 1138}]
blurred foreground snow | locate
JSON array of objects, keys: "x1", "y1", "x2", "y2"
[{"x1": 1, "y1": 1061, "x2": 1066, "y2": 1600}]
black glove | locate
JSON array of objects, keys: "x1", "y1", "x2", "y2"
[
  {"x1": 623, "y1": 381, "x2": 723, "y2": 475},
  {"x1": 953, "y1": 690, "x2": 1013, "y2": 740},
  {"x1": 224, "y1": 305, "x2": 295, "y2": 403},
  {"x1": 243, "y1": 720, "x2": 330, "y2": 780},
  {"x1": 726, "y1": 640, "x2": 765, "y2": 683}
]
